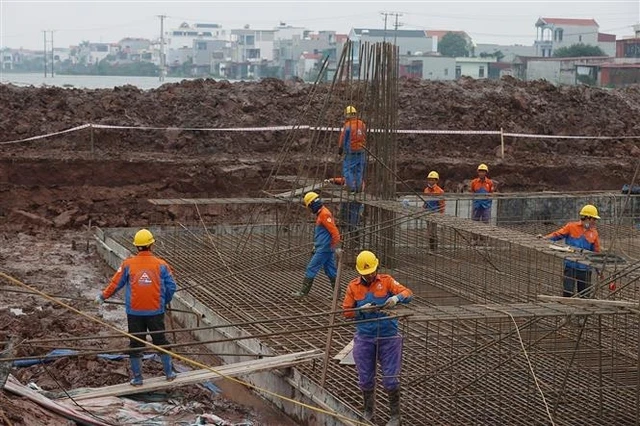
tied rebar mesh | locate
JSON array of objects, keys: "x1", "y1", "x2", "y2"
[{"x1": 99, "y1": 40, "x2": 640, "y2": 425}]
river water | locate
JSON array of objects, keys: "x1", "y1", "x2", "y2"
[{"x1": 0, "y1": 72, "x2": 199, "y2": 90}]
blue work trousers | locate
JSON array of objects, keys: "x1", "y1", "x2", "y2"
[
  {"x1": 304, "y1": 250, "x2": 337, "y2": 280},
  {"x1": 352, "y1": 333, "x2": 403, "y2": 391},
  {"x1": 342, "y1": 152, "x2": 366, "y2": 192}
]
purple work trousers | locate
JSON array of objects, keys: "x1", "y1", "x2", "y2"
[{"x1": 352, "y1": 333, "x2": 403, "y2": 392}]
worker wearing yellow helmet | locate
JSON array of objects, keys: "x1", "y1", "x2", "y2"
[
  {"x1": 542, "y1": 204, "x2": 602, "y2": 297},
  {"x1": 470, "y1": 163, "x2": 496, "y2": 223},
  {"x1": 342, "y1": 250, "x2": 413, "y2": 426},
  {"x1": 292, "y1": 192, "x2": 342, "y2": 297},
  {"x1": 95, "y1": 229, "x2": 178, "y2": 385},
  {"x1": 423, "y1": 170, "x2": 445, "y2": 251},
  {"x1": 338, "y1": 105, "x2": 367, "y2": 192}
]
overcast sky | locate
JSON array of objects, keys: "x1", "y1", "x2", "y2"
[{"x1": 1, "y1": 0, "x2": 639, "y2": 50}]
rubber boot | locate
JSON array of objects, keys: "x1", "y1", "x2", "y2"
[
  {"x1": 385, "y1": 388, "x2": 401, "y2": 426},
  {"x1": 362, "y1": 390, "x2": 375, "y2": 421},
  {"x1": 160, "y1": 353, "x2": 177, "y2": 381},
  {"x1": 129, "y1": 357, "x2": 143, "y2": 386},
  {"x1": 292, "y1": 277, "x2": 313, "y2": 298}
]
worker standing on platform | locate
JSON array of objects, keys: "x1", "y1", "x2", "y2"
[
  {"x1": 470, "y1": 163, "x2": 495, "y2": 223},
  {"x1": 541, "y1": 204, "x2": 602, "y2": 298},
  {"x1": 424, "y1": 171, "x2": 445, "y2": 250},
  {"x1": 95, "y1": 229, "x2": 178, "y2": 386},
  {"x1": 338, "y1": 105, "x2": 367, "y2": 193},
  {"x1": 342, "y1": 250, "x2": 413, "y2": 426},
  {"x1": 293, "y1": 192, "x2": 341, "y2": 297}
]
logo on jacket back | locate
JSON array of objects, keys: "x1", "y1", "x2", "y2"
[{"x1": 138, "y1": 271, "x2": 153, "y2": 286}]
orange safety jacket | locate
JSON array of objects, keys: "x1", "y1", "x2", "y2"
[
  {"x1": 424, "y1": 184, "x2": 445, "y2": 213},
  {"x1": 339, "y1": 118, "x2": 367, "y2": 153},
  {"x1": 343, "y1": 274, "x2": 413, "y2": 337},
  {"x1": 102, "y1": 251, "x2": 176, "y2": 316}
]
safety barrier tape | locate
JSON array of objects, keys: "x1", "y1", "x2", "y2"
[
  {"x1": 0, "y1": 124, "x2": 91, "y2": 145},
  {"x1": 2, "y1": 122, "x2": 640, "y2": 145}
]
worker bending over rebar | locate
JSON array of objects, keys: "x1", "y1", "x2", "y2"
[
  {"x1": 292, "y1": 192, "x2": 341, "y2": 297},
  {"x1": 342, "y1": 250, "x2": 413, "y2": 426},
  {"x1": 541, "y1": 204, "x2": 602, "y2": 298}
]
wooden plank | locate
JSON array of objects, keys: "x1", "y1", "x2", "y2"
[
  {"x1": 4, "y1": 375, "x2": 111, "y2": 426},
  {"x1": 332, "y1": 339, "x2": 353, "y2": 362},
  {"x1": 59, "y1": 349, "x2": 322, "y2": 401}
]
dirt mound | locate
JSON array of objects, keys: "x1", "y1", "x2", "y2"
[
  {"x1": 1, "y1": 78, "x2": 639, "y2": 231},
  {"x1": 2, "y1": 77, "x2": 640, "y2": 157}
]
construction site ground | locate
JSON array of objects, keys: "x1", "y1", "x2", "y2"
[{"x1": 1, "y1": 77, "x2": 640, "y2": 424}]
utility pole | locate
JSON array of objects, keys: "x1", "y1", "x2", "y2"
[
  {"x1": 157, "y1": 15, "x2": 166, "y2": 82},
  {"x1": 393, "y1": 12, "x2": 403, "y2": 47},
  {"x1": 50, "y1": 30, "x2": 54, "y2": 77},
  {"x1": 43, "y1": 31, "x2": 47, "y2": 77},
  {"x1": 381, "y1": 12, "x2": 403, "y2": 45},
  {"x1": 381, "y1": 12, "x2": 389, "y2": 42}
]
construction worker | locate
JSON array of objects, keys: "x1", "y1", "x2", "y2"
[
  {"x1": 95, "y1": 229, "x2": 177, "y2": 386},
  {"x1": 424, "y1": 171, "x2": 445, "y2": 250},
  {"x1": 342, "y1": 250, "x2": 413, "y2": 426},
  {"x1": 292, "y1": 192, "x2": 341, "y2": 297},
  {"x1": 542, "y1": 204, "x2": 602, "y2": 297},
  {"x1": 338, "y1": 105, "x2": 367, "y2": 192},
  {"x1": 470, "y1": 163, "x2": 495, "y2": 223}
]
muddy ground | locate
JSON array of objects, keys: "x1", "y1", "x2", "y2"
[
  {"x1": 0, "y1": 230, "x2": 299, "y2": 425},
  {"x1": 1, "y1": 77, "x2": 640, "y2": 424}
]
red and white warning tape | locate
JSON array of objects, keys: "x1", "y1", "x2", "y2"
[{"x1": 1, "y1": 122, "x2": 640, "y2": 145}]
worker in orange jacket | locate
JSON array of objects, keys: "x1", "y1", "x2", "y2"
[
  {"x1": 542, "y1": 204, "x2": 601, "y2": 297},
  {"x1": 95, "y1": 229, "x2": 177, "y2": 386},
  {"x1": 292, "y1": 192, "x2": 341, "y2": 297},
  {"x1": 343, "y1": 250, "x2": 413, "y2": 426},
  {"x1": 470, "y1": 163, "x2": 495, "y2": 223},
  {"x1": 423, "y1": 171, "x2": 445, "y2": 250},
  {"x1": 338, "y1": 105, "x2": 367, "y2": 192}
]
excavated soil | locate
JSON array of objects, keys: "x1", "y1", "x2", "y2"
[{"x1": 1, "y1": 77, "x2": 640, "y2": 423}]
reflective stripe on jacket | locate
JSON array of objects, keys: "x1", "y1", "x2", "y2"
[
  {"x1": 102, "y1": 251, "x2": 177, "y2": 316},
  {"x1": 342, "y1": 274, "x2": 413, "y2": 337}
]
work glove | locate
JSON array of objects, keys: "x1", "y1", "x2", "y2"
[
  {"x1": 94, "y1": 294, "x2": 105, "y2": 305},
  {"x1": 359, "y1": 303, "x2": 378, "y2": 313},
  {"x1": 338, "y1": 147, "x2": 344, "y2": 156},
  {"x1": 383, "y1": 295, "x2": 399, "y2": 309}
]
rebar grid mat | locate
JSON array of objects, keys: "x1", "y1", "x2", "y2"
[{"x1": 105, "y1": 227, "x2": 639, "y2": 425}]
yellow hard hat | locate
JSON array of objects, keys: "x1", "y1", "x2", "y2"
[
  {"x1": 427, "y1": 171, "x2": 439, "y2": 180},
  {"x1": 133, "y1": 229, "x2": 155, "y2": 247},
  {"x1": 477, "y1": 163, "x2": 489, "y2": 172},
  {"x1": 579, "y1": 204, "x2": 600, "y2": 219},
  {"x1": 356, "y1": 250, "x2": 379, "y2": 275},
  {"x1": 303, "y1": 192, "x2": 319, "y2": 207},
  {"x1": 345, "y1": 105, "x2": 357, "y2": 115}
]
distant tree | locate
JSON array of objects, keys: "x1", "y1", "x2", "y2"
[
  {"x1": 438, "y1": 32, "x2": 471, "y2": 57},
  {"x1": 553, "y1": 43, "x2": 606, "y2": 58},
  {"x1": 479, "y1": 50, "x2": 505, "y2": 61}
]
